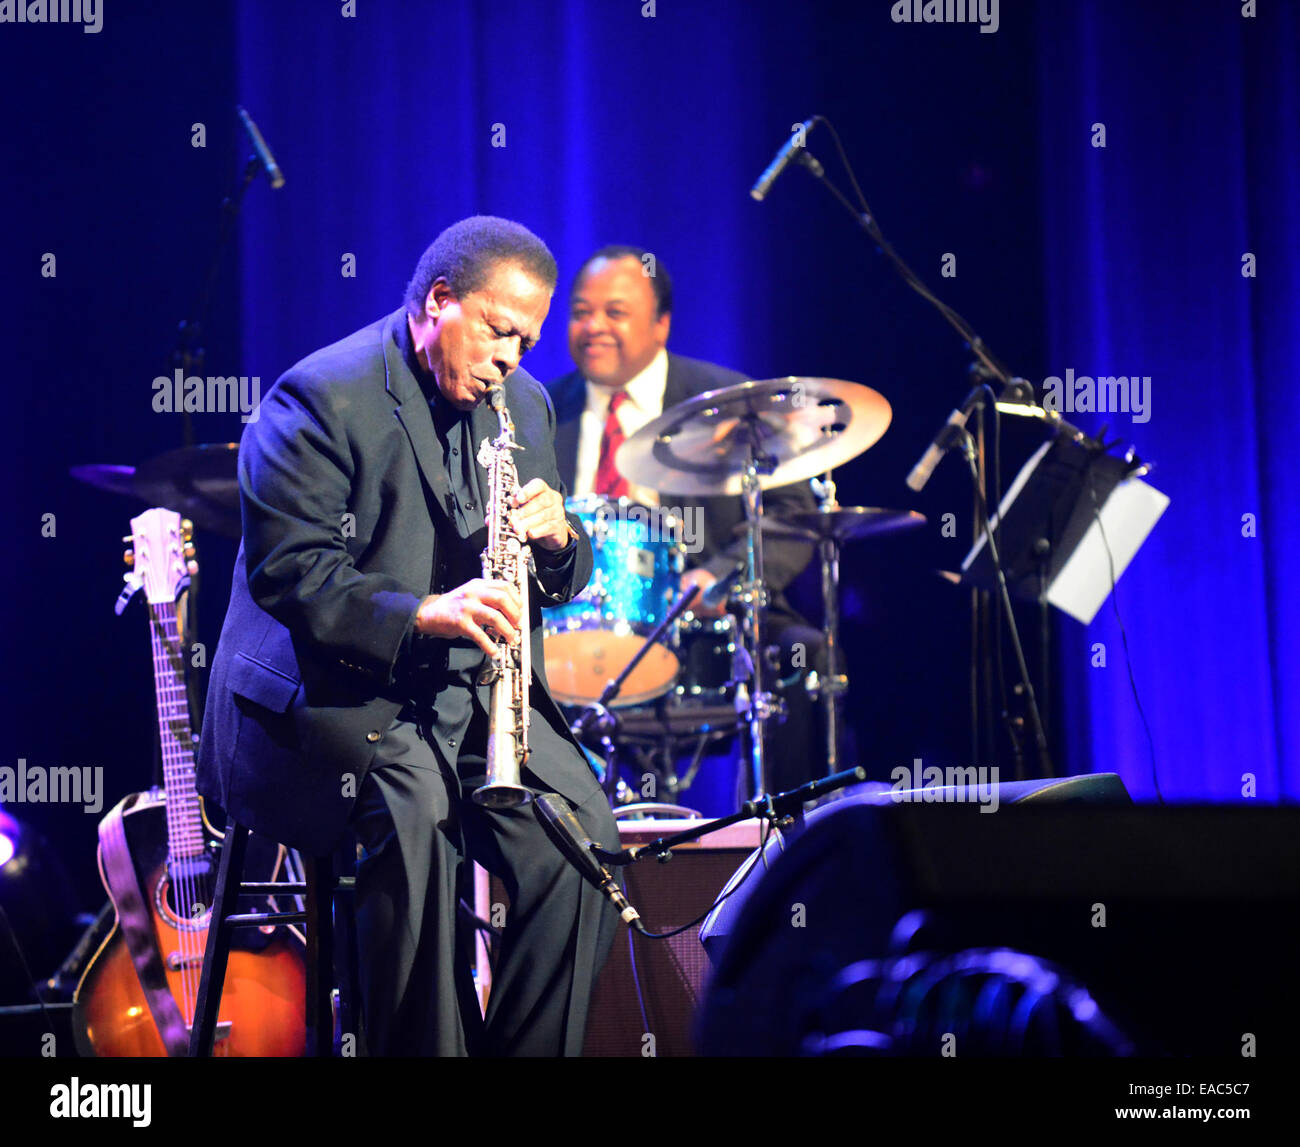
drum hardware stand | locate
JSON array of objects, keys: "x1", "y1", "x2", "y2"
[
  {"x1": 571, "y1": 586, "x2": 701, "y2": 804},
  {"x1": 803, "y1": 470, "x2": 850, "y2": 777},
  {"x1": 617, "y1": 373, "x2": 893, "y2": 796},
  {"x1": 735, "y1": 425, "x2": 782, "y2": 800}
]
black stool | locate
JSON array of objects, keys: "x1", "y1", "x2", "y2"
[{"x1": 188, "y1": 820, "x2": 356, "y2": 1057}]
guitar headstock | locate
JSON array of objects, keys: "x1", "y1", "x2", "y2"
[{"x1": 125, "y1": 509, "x2": 198, "y2": 606}]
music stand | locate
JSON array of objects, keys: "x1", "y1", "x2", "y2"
[{"x1": 959, "y1": 432, "x2": 1169, "y2": 625}]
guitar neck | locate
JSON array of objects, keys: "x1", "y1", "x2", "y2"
[{"x1": 147, "y1": 600, "x2": 205, "y2": 860}]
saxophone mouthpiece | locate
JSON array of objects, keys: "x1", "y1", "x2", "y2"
[{"x1": 486, "y1": 385, "x2": 506, "y2": 412}]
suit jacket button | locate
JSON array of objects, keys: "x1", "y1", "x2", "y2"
[{"x1": 366, "y1": 730, "x2": 380, "y2": 743}]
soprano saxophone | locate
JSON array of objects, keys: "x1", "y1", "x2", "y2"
[{"x1": 472, "y1": 384, "x2": 533, "y2": 808}]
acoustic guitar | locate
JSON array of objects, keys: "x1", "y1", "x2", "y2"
[{"x1": 73, "y1": 508, "x2": 306, "y2": 1056}]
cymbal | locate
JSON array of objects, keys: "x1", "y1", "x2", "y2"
[
  {"x1": 136, "y1": 444, "x2": 241, "y2": 538},
  {"x1": 616, "y1": 377, "x2": 892, "y2": 496},
  {"x1": 69, "y1": 463, "x2": 138, "y2": 500},
  {"x1": 736, "y1": 507, "x2": 926, "y2": 544},
  {"x1": 71, "y1": 443, "x2": 241, "y2": 538}
]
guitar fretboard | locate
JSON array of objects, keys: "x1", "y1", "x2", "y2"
[{"x1": 147, "y1": 603, "x2": 205, "y2": 860}]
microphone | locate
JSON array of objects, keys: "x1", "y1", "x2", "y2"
[
  {"x1": 569, "y1": 701, "x2": 615, "y2": 747},
  {"x1": 534, "y1": 794, "x2": 644, "y2": 932},
  {"x1": 750, "y1": 117, "x2": 822, "y2": 202},
  {"x1": 237, "y1": 106, "x2": 285, "y2": 189},
  {"x1": 700, "y1": 563, "x2": 745, "y2": 610},
  {"x1": 905, "y1": 386, "x2": 983, "y2": 493}
]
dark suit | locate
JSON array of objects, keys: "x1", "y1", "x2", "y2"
[
  {"x1": 197, "y1": 307, "x2": 620, "y2": 1055},
  {"x1": 546, "y1": 353, "x2": 826, "y2": 794}
]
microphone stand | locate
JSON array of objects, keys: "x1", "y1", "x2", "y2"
[
  {"x1": 591, "y1": 766, "x2": 867, "y2": 868},
  {"x1": 165, "y1": 109, "x2": 280, "y2": 758},
  {"x1": 539, "y1": 764, "x2": 864, "y2": 938},
  {"x1": 782, "y1": 118, "x2": 1053, "y2": 776}
]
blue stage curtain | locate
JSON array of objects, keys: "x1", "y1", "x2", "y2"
[
  {"x1": 233, "y1": 0, "x2": 766, "y2": 385},
  {"x1": 1038, "y1": 0, "x2": 1300, "y2": 800}
]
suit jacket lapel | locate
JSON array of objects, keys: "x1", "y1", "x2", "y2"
[
  {"x1": 548, "y1": 371, "x2": 583, "y2": 494},
  {"x1": 664, "y1": 353, "x2": 693, "y2": 410},
  {"x1": 384, "y1": 309, "x2": 454, "y2": 514}
]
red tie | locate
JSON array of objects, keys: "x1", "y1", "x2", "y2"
[{"x1": 594, "y1": 390, "x2": 630, "y2": 498}]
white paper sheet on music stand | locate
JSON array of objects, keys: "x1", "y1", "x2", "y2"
[{"x1": 1047, "y1": 477, "x2": 1169, "y2": 624}]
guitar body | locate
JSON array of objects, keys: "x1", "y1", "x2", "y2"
[{"x1": 73, "y1": 789, "x2": 307, "y2": 1057}]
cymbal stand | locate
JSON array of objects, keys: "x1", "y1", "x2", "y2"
[
  {"x1": 735, "y1": 419, "x2": 780, "y2": 798},
  {"x1": 808, "y1": 471, "x2": 849, "y2": 775}
]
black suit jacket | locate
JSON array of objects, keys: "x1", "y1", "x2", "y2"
[
  {"x1": 545, "y1": 353, "x2": 815, "y2": 622},
  {"x1": 197, "y1": 308, "x2": 595, "y2": 855}
]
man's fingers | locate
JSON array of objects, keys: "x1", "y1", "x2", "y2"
[
  {"x1": 477, "y1": 582, "x2": 523, "y2": 625},
  {"x1": 460, "y1": 616, "x2": 498, "y2": 658},
  {"x1": 473, "y1": 602, "x2": 519, "y2": 646},
  {"x1": 513, "y1": 478, "x2": 549, "y2": 506},
  {"x1": 512, "y1": 507, "x2": 557, "y2": 537}
]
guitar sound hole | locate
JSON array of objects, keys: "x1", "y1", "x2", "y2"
[{"x1": 156, "y1": 855, "x2": 216, "y2": 930}]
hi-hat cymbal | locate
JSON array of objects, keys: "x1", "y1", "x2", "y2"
[
  {"x1": 71, "y1": 443, "x2": 241, "y2": 538},
  {"x1": 736, "y1": 507, "x2": 926, "y2": 544},
  {"x1": 616, "y1": 377, "x2": 891, "y2": 496}
]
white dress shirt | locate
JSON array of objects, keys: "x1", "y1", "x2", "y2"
[{"x1": 572, "y1": 347, "x2": 669, "y2": 507}]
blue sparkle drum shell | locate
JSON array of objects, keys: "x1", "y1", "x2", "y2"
[{"x1": 543, "y1": 495, "x2": 684, "y2": 707}]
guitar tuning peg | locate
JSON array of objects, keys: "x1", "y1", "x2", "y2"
[
  {"x1": 187, "y1": 559, "x2": 199, "y2": 576},
  {"x1": 121, "y1": 535, "x2": 133, "y2": 544},
  {"x1": 181, "y1": 518, "x2": 194, "y2": 539},
  {"x1": 124, "y1": 550, "x2": 135, "y2": 568},
  {"x1": 183, "y1": 543, "x2": 196, "y2": 559}
]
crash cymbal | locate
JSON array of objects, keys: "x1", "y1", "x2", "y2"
[
  {"x1": 736, "y1": 506, "x2": 926, "y2": 544},
  {"x1": 71, "y1": 443, "x2": 241, "y2": 538},
  {"x1": 616, "y1": 377, "x2": 892, "y2": 496}
]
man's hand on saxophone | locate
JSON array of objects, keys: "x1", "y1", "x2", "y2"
[
  {"x1": 414, "y1": 579, "x2": 524, "y2": 658},
  {"x1": 510, "y1": 478, "x2": 573, "y2": 552}
]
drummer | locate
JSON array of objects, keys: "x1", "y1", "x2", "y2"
[{"x1": 545, "y1": 245, "x2": 827, "y2": 794}]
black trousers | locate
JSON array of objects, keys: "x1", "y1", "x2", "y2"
[{"x1": 349, "y1": 679, "x2": 621, "y2": 1056}]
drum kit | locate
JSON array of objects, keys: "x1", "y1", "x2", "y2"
[
  {"x1": 542, "y1": 376, "x2": 924, "y2": 808},
  {"x1": 72, "y1": 375, "x2": 925, "y2": 809}
]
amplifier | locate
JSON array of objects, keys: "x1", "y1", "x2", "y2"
[{"x1": 474, "y1": 817, "x2": 761, "y2": 1056}]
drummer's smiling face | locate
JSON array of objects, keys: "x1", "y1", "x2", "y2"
[{"x1": 568, "y1": 256, "x2": 671, "y2": 389}]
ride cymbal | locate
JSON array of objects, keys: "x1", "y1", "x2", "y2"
[{"x1": 616, "y1": 377, "x2": 891, "y2": 496}]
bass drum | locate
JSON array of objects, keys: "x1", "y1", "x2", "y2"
[{"x1": 543, "y1": 495, "x2": 684, "y2": 707}]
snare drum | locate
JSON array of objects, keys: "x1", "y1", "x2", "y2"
[{"x1": 543, "y1": 495, "x2": 684, "y2": 707}]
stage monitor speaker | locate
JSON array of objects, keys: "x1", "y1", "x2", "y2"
[
  {"x1": 700, "y1": 772, "x2": 1130, "y2": 961},
  {"x1": 697, "y1": 801, "x2": 1300, "y2": 1056}
]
